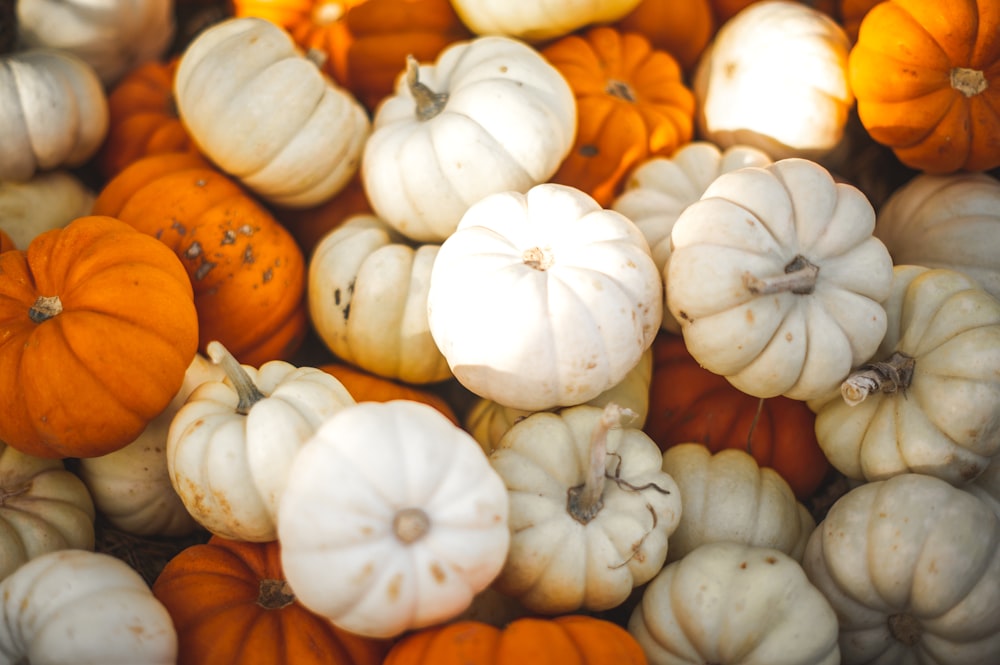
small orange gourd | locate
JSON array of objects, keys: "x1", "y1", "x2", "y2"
[{"x1": 318, "y1": 362, "x2": 459, "y2": 424}]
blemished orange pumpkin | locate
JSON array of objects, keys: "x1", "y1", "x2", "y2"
[
  {"x1": 542, "y1": 27, "x2": 695, "y2": 206},
  {"x1": 383, "y1": 615, "x2": 647, "y2": 664},
  {"x1": 643, "y1": 333, "x2": 829, "y2": 499},
  {"x1": 97, "y1": 58, "x2": 198, "y2": 180},
  {"x1": 153, "y1": 535, "x2": 389, "y2": 665},
  {"x1": 0, "y1": 216, "x2": 198, "y2": 459},
  {"x1": 231, "y1": 0, "x2": 472, "y2": 112},
  {"x1": 318, "y1": 362, "x2": 459, "y2": 424},
  {"x1": 92, "y1": 152, "x2": 308, "y2": 366},
  {"x1": 849, "y1": 0, "x2": 1000, "y2": 173},
  {"x1": 273, "y1": 171, "x2": 373, "y2": 256}
]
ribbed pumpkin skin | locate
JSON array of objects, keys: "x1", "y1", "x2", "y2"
[
  {"x1": 643, "y1": 334, "x2": 829, "y2": 499},
  {"x1": 383, "y1": 615, "x2": 648, "y2": 664},
  {"x1": 93, "y1": 152, "x2": 308, "y2": 366},
  {"x1": 153, "y1": 536, "x2": 388, "y2": 665},
  {"x1": 542, "y1": 26, "x2": 695, "y2": 207},
  {"x1": 0, "y1": 216, "x2": 198, "y2": 458},
  {"x1": 848, "y1": 0, "x2": 1000, "y2": 173}
]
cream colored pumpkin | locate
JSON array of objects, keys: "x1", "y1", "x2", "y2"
[
  {"x1": 465, "y1": 346, "x2": 653, "y2": 455},
  {"x1": 693, "y1": 0, "x2": 853, "y2": 160},
  {"x1": 629, "y1": 541, "x2": 840, "y2": 665},
  {"x1": 660, "y1": 443, "x2": 815, "y2": 563},
  {"x1": 174, "y1": 17, "x2": 371, "y2": 208},
  {"x1": 802, "y1": 473, "x2": 1000, "y2": 664},
  {"x1": 612, "y1": 141, "x2": 773, "y2": 333},
  {"x1": 666, "y1": 157, "x2": 894, "y2": 401},
  {"x1": 361, "y1": 37, "x2": 576, "y2": 242},
  {"x1": 489, "y1": 404, "x2": 682, "y2": 614},
  {"x1": 0, "y1": 443, "x2": 95, "y2": 582},
  {"x1": 167, "y1": 342, "x2": 355, "y2": 542},
  {"x1": 277, "y1": 400, "x2": 510, "y2": 638},
  {"x1": 448, "y1": 0, "x2": 643, "y2": 42},
  {"x1": 0, "y1": 549, "x2": 177, "y2": 664},
  {"x1": 967, "y1": 458, "x2": 1000, "y2": 519},
  {"x1": 307, "y1": 214, "x2": 451, "y2": 384},
  {"x1": 0, "y1": 170, "x2": 94, "y2": 250},
  {"x1": 0, "y1": 49, "x2": 108, "y2": 182},
  {"x1": 76, "y1": 353, "x2": 225, "y2": 537},
  {"x1": 874, "y1": 172, "x2": 1000, "y2": 303},
  {"x1": 810, "y1": 265, "x2": 1000, "y2": 485},
  {"x1": 427, "y1": 183, "x2": 662, "y2": 412},
  {"x1": 16, "y1": 0, "x2": 175, "y2": 86}
]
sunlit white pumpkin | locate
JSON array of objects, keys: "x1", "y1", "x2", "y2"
[
  {"x1": 448, "y1": 0, "x2": 643, "y2": 42},
  {"x1": 0, "y1": 170, "x2": 94, "y2": 249}
]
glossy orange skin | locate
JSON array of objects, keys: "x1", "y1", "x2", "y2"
[
  {"x1": 93, "y1": 152, "x2": 308, "y2": 366},
  {"x1": 383, "y1": 615, "x2": 647, "y2": 664},
  {"x1": 0, "y1": 216, "x2": 198, "y2": 458},
  {"x1": 153, "y1": 536, "x2": 388, "y2": 665},
  {"x1": 319, "y1": 362, "x2": 459, "y2": 424},
  {"x1": 543, "y1": 27, "x2": 695, "y2": 207},
  {"x1": 644, "y1": 334, "x2": 829, "y2": 499},
  {"x1": 849, "y1": 0, "x2": 1000, "y2": 173}
]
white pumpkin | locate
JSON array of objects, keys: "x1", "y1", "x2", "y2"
[
  {"x1": 966, "y1": 458, "x2": 1000, "y2": 519},
  {"x1": 693, "y1": 0, "x2": 854, "y2": 160},
  {"x1": 427, "y1": 182, "x2": 662, "y2": 412},
  {"x1": 0, "y1": 549, "x2": 177, "y2": 664},
  {"x1": 874, "y1": 171, "x2": 1000, "y2": 302},
  {"x1": 0, "y1": 49, "x2": 108, "y2": 182},
  {"x1": 307, "y1": 214, "x2": 452, "y2": 384},
  {"x1": 278, "y1": 400, "x2": 510, "y2": 639},
  {"x1": 16, "y1": 0, "x2": 175, "y2": 86},
  {"x1": 489, "y1": 403, "x2": 682, "y2": 614},
  {"x1": 361, "y1": 36, "x2": 576, "y2": 242},
  {"x1": 810, "y1": 265, "x2": 1000, "y2": 485},
  {"x1": 76, "y1": 353, "x2": 225, "y2": 537},
  {"x1": 0, "y1": 443, "x2": 95, "y2": 581},
  {"x1": 448, "y1": 0, "x2": 643, "y2": 42},
  {"x1": 802, "y1": 473, "x2": 1000, "y2": 664},
  {"x1": 666, "y1": 157, "x2": 894, "y2": 401},
  {"x1": 0, "y1": 170, "x2": 94, "y2": 249},
  {"x1": 629, "y1": 541, "x2": 840, "y2": 665},
  {"x1": 612, "y1": 141, "x2": 774, "y2": 333},
  {"x1": 174, "y1": 17, "x2": 371, "y2": 208},
  {"x1": 167, "y1": 342, "x2": 355, "y2": 542}
]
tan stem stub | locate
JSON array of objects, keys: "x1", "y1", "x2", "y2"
[
  {"x1": 567, "y1": 403, "x2": 633, "y2": 524},
  {"x1": 950, "y1": 67, "x2": 988, "y2": 97},
  {"x1": 606, "y1": 79, "x2": 636, "y2": 102},
  {"x1": 406, "y1": 55, "x2": 448, "y2": 121},
  {"x1": 393, "y1": 507, "x2": 431, "y2": 544},
  {"x1": 206, "y1": 340, "x2": 266, "y2": 415},
  {"x1": 743, "y1": 254, "x2": 820, "y2": 296},
  {"x1": 305, "y1": 47, "x2": 329, "y2": 70},
  {"x1": 888, "y1": 613, "x2": 922, "y2": 646},
  {"x1": 257, "y1": 579, "x2": 296, "y2": 609},
  {"x1": 841, "y1": 351, "x2": 915, "y2": 407},
  {"x1": 28, "y1": 295, "x2": 63, "y2": 323},
  {"x1": 523, "y1": 246, "x2": 554, "y2": 271}
]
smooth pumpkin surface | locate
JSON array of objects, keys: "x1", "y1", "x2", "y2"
[
  {"x1": 318, "y1": 362, "x2": 458, "y2": 423},
  {"x1": 0, "y1": 229, "x2": 13, "y2": 253},
  {"x1": 0, "y1": 215, "x2": 198, "y2": 458},
  {"x1": 153, "y1": 536, "x2": 388, "y2": 665}
]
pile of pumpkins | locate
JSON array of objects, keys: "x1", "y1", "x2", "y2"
[{"x1": 1, "y1": 0, "x2": 999, "y2": 663}]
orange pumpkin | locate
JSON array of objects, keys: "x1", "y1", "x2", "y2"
[
  {"x1": 231, "y1": 0, "x2": 472, "y2": 112},
  {"x1": 837, "y1": 0, "x2": 879, "y2": 41},
  {"x1": 0, "y1": 216, "x2": 198, "y2": 458},
  {"x1": 93, "y1": 152, "x2": 308, "y2": 366},
  {"x1": 849, "y1": 0, "x2": 1000, "y2": 173},
  {"x1": 0, "y1": 229, "x2": 14, "y2": 253},
  {"x1": 98, "y1": 58, "x2": 198, "y2": 180},
  {"x1": 643, "y1": 334, "x2": 829, "y2": 499},
  {"x1": 153, "y1": 535, "x2": 388, "y2": 665},
  {"x1": 318, "y1": 362, "x2": 459, "y2": 424},
  {"x1": 383, "y1": 615, "x2": 647, "y2": 664},
  {"x1": 542, "y1": 27, "x2": 695, "y2": 206},
  {"x1": 273, "y1": 171, "x2": 373, "y2": 256}
]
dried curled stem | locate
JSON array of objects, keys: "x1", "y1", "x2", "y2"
[
  {"x1": 207, "y1": 340, "x2": 266, "y2": 415},
  {"x1": 406, "y1": 55, "x2": 448, "y2": 121},
  {"x1": 28, "y1": 295, "x2": 63, "y2": 323},
  {"x1": 567, "y1": 403, "x2": 637, "y2": 524},
  {"x1": 743, "y1": 255, "x2": 819, "y2": 296},
  {"x1": 841, "y1": 351, "x2": 915, "y2": 407}
]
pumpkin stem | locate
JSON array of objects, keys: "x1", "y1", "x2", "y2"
[
  {"x1": 567, "y1": 403, "x2": 633, "y2": 524},
  {"x1": 743, "y1": 255, "x2": 819, "y2": 296},
  {"x1": 406, "y1": 55, "x2": 448, "y2": 121},
  {"x1": 0, "y1": 482, "x2": 31, "y2": 505},
  {"x1": 840, "y1": 351, "x2": 915, "y2": 407},
  {"x1": 257, "y1": 579, "x2": 296, "y2": 609},
  {"x1": 305, "y1": 47, "x2": 329, "y2": 70},
  {"x1": 746, "y1": 397, "x2": 764, "y2": 455},
  {"x1": 28, "y1": 295, "x2": 63, "y2": 323},
  {"x1": 522, "y1": 246, "x2": 554, "y2": 271},
  {"x1": 206, "y1": 340, "x2": 266, "y2": 415},
  {"x1": 606, "y1": 79, "x2": 636, "y2": 102},
  {"x1": 950, "y1": 67, "x2": 987, "y2": 98},
  {"x1": 888, "y1": 613, "x2": 922, "y2": 646},
  {"x1": 393, "y1": 507, "x2": 431, "y2": 544}
]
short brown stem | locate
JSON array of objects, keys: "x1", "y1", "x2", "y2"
[
  {"x1": 523, "y1": 247, "x2": 554, "y2": 271},
  {"x1": 393, "y1": 507, "x2": 431, "y2": 544},
  {"x1": 567, "y1": 403, "x2": 631, "y2": 524},
  {"x1": 950, "y1": 67, "x2": 987, "y2": 97},
  {"x1": 406, "y1": 55, "x2": 448, "y2": 121},
  {"x1": 606, "y1": 79, "x2": 636, "y2": 102},
  {"x1": 743, "y1": 255, "x2": 819, "y2": 296},
  {"x1": 257, "y1": 579, "x2": 296, "y2": 609},
  {"x1": 28, "y1": 295, "x2": 63, "y2": 323},
  {"x1": 888, "y1": 613, "x2": 921, "y2": 646},
  {"x1": 206, "y1": 340, "x2": 265, "y2": 415},
  {"x1": 841, "y1": 351, "x2": 915, "y2": 407}
]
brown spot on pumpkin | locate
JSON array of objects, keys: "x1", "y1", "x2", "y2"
[
  {"x1": 262, "y1": 267, "x2": 273, "y2": 283},
  {"x1": 746, "y1": 309, "x2": 754, "y2": 324},
  {"x1": 238, "y1": 224, "x2": 255, "y2": 236},
  {"x1": 678, "y1": 310, "x2": 692, "y2": 322},
  {"x1": 724, "y1": 61, "x2": 738, "y2": 78},
  {"x1": 171, "y1": 220, "x2": 187, "y2": 235},
  {"x1": 765, "y1": 556, "x2": 778, "y2": 565},
  {"x1": 221, "y1": 230, "x2": 236, "y2": 245},
  {"x1": 243, "y1": 246, "x2": 255, "y2": 264},
  {"x1": 184, "y1": 241, "x2": 203, "y2": 259},
  {"x1": 194, "y1": 260, "x2": 216, "y2": 281},
  {"x1": 195, "y1": 179, "x2": 207, "y2": 187},
  {"x1": 386, "y1": 573, "x2": 403, "y2": 601},
  {"x1": 430, "y1": 562, "x2": 446, "y2": 583},
  {"x1": 342, "y1": 303, "x2": 350, "y2": 321},
  {"x1": 334, "y1": 288, "x2": 341, "y2": 306},
  {"x1": 579, "y1": 144, "x2": 599, "y2": 157},
  {"x1": 499, "y1": 65, "x2": 508, "y2": 73},
  {"x1": 739, "y1": 561, "x2": 747, "y2": 569}
]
